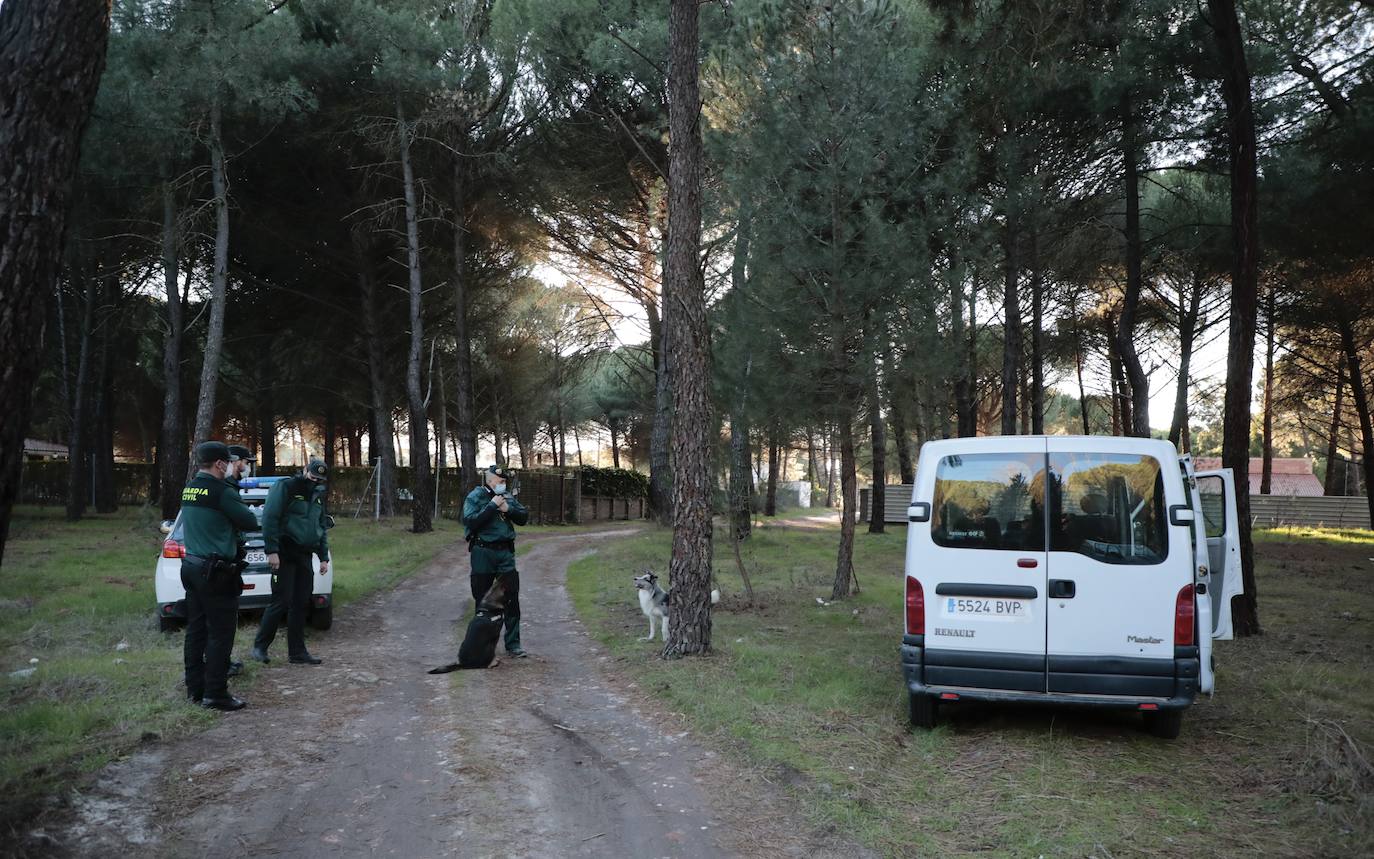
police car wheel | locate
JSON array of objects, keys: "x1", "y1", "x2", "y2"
[
  {"x1": 309, "y1": 606, "x2": 332, "y2": 631},
  {"x1": 907, "y1": 691, "x2": 937, "y2": 730},
  {"x1": 158, "y1": 615, "x2": 184, "y2": 634}
]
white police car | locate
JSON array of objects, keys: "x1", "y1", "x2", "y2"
[{"x1": 155, "y1": 476, "x2": 335, "y2": 632}]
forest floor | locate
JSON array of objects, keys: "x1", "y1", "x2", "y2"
[
  {"x1": 4, "y1": 516, "x2": 861, "y2": 858},
  {"x1": 567, "y1": 520, "x2": 1374, "y2": 858},
  {"x1": 3, "y1": 507, "x2": 1371, "y2": 857}
]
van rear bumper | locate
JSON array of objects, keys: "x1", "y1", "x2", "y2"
[{"x1": 902, "y1": 635, "x2": 1199, "y2": 710}]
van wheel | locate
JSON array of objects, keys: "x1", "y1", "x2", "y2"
[
  {"x1": 310, "y1": 606, "x2": 332, "y2": 631},
  {"x1": 158, "y1": 616, "x2": 184, "y2": 633},
  {"x1": 1143, "y1": 709, "x2": 1183, "y2": 739},
  {"x1": 908, "y1": 692, "x2": 938, "y2": 729}
]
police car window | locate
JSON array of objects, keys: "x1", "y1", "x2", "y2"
[
  {"x1": 931, "y1": 453, "x2": 1045, "y2": 550},
  {"x1": 1049, "y1": 452, "x2": 1167, "y2": 565},
  {"x1": 1195, "y1": 475, "x2": 1226, "y2": 538}
]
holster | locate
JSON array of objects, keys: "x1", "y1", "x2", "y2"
[{"x1": 207, "y1": 556, "x2": 244, "y2": 598}]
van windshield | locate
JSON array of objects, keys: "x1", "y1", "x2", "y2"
[{"x1": 930, "y1": 453, "x2": 1045, "y2": 550}]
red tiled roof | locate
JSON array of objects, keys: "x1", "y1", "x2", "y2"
[{"x1": 1191, "y1": 457, "x2": 1325, "y2": 496}]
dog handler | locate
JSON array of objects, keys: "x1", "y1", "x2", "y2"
[
  {"x1": 461, "y1": 465, "x2": 530, "y2": 657},
  {"x1": 180, "y1": 441, "x2": 259, "y2": 711},
  {"x1": 252, "y1": 458, "x2": 331, "y2": 666}
]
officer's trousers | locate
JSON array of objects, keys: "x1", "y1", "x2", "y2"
[
  {"x1": 182, "y1": 561, "x2": 238, "y2": 700},
  {"x1": 254, "y1": 549, "x2": 314, "y2": 658}
]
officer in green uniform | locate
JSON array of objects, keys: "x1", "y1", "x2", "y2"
[
  {"x1": 462, "y1": 465, "x2": 530, "y2": 657},
  {"x1": 252, "y1": 458, "x2": 331, "y2": 665},
  {"x1": 180, "y1": 441, "x2": 259, "y2": 711}
]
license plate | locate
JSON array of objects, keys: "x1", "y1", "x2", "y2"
[
  {"x1": 942, "y1": 597, "x2": 1028, "y2": 620},
  {"x1": 244, "y1": 549, "x2": 267, "y2": 565}
]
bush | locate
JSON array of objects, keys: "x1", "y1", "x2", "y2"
[{"x1": 577, "y1": 465, "x2": 649, "y2": 498}]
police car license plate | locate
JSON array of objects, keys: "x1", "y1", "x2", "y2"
[
  {"x1": 942, "y1": 597, "x2": 1028, "y2": 620},
  {"x1": 245, "y1": 549, "x2": 267, "y2": 565}
]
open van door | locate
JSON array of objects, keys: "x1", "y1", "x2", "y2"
[
  {"x1": 1193, "y1": 468, "x2": 1244, "y2": 641},
  {"x1": 1184, "y1": 463, "x2": 1244, "y2": 694}
]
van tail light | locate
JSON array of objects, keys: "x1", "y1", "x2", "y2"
[
  {"x1": 906, "y1": 577, "x2": 925, "y2": 635},
  {"x1": 162, "y1": 539, "x2": 185, "y2": 559},
  {"x1": 1174, "y1": 584, "x2": 1195, "y2": 646}
]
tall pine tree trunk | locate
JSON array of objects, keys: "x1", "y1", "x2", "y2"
[
  {"x1": 1116, "y1": 94, "x2": 1151, "y2": 437},
  {"x1": 888, "y1": 348, "x2": 914, "y2": 482},
  {"x1": 398, "y1": 102, "x2": 432, "y2": 534},
  {"x1": 868, "y1": 360, "x2": 886, "y2": 534},
  {"x1": 1169, "y1": 278, "x2": 1202, "y2": 447},
  {"x1": 1210, "y1": 0, "x2": 1261, "y2": 633},
  {"x1": 66, "y1": 263, "x2": 97, "y2": 521},
  {"x1": 1029, "y1": 228, "x2": 1045, "y2": 435},
  {"x1": 1337, "y1": 317, "x2": 1374, "y2": 529},
  {"x1": 663, "y1": 0, "x2": 713, "y2": 657},
  {"x1": 0, "y1": 0, "x2": 110, "y2": 566},
  {"x1": 764, "y1": 425, "x2": 779, "y2": 517},
  {"x1": 190, "y1": 96, "x2": 231, "y2": 468},
  {"x1": 158, "y1": 177, "x2": 185, "y2": 519},
  {"x1": 949, "y1": 256, "x2": 975, "y2": 437},
  {"x1": 1260, "y1": 286, "x2": 1275, "y2": 494},
  {"x1": 649, "y1": 303, "x2": 673, "y2": 524},
  {"x1": 831, "y1": 416, "x2": 859, "y2": 599},
  {"x1": 354, "y1": 228, "x2": 396, "y2": 516},
  {"x1": 1324, "y1": 371, "x2": 1345, "y2": 496},
  {"x1": 1001, "y1": 214, "x2": 1021, "y2": 435},
  {"x1": 451, "y1": 156, "x2": 479, "y2": 492},
  {"x1": 92, "y1": 274, "x2": 116, "y2": 513}
]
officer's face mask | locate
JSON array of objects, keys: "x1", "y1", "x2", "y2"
[{"x1": 494, "y1": 482, "x2": 507, "y2": 495}]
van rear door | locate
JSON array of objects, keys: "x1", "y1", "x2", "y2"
[
  {"x1": 1193, "y1": 468, "x2": 1245, "y2": 642},
  {"x1": 1044, "y1": 439, "x2": 1185, "y2": 697},
  {"x1": 921, "y1": 438, "x2": 1049, "y2": 693}
]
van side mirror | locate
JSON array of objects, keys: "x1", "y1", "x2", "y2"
[
  {"x1": 1168, "y1": 505, "x2": 1195, "y2": 526},
  {"x1": 908, "y1": 502, "x2": 931, "y2": 523},
  {"x1": 159, "y1": 520, "x2": 175, "y2": 535}
]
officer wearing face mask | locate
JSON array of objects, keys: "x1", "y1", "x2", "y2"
[
  {"x1": 223, "y1": 444, "x2": 257, "y2": 678},
  {"x1": 179, "y1": 441, "x2": 259, "y2": 710},
  {"x1": 461, "y1": 465, "x2": 530, "y2": 657},
  {"x1": 252, "y1": 458, "x2": 331, "y2": 665}
]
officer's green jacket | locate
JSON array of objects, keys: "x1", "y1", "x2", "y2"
[
  {"x1": 263, "y1": 476, "x2": 331, "y2": 560},
  {"x1": 181, "y1": 471, "x2": 258, "y2": 558},
  {"x1": 462, "y1": 486, "x2": 529, "y2": 544}
]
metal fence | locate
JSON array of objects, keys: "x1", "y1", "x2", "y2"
[
  {"x1": 16, "y1": 461, "x2": 652, "y2": 526},
  {"x1": 860, "y1": 485, "x2": 1372, "y2": 530}
]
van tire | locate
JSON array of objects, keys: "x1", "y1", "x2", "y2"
[
  {"x1": 310, "y1": 606, "x2": 333, "y2": 631},
  {"x1": 1143, "y1": 709, "x2": 1183, "y2": 739},
  {"x1": 908, "y1": 692, "x2": 938, "y2": 729}
]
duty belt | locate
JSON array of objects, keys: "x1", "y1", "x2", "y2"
[{"x1": 473, "y1": 539, "x2": 514, "y2": 551}]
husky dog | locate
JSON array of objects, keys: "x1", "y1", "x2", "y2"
[
  {"x1": 428, "y1": 578, "x2": 508, "y2": 673},
  {"x1": 633, "y1": 571, "x2": 720, "y2": 643}
]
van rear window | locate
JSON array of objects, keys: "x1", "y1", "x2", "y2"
[
  {"x1": 931, "y1": 453, "x2": 1046, "y2": 550},
  {"x1": 1049, "y1": 452, "x2": 1167, "y2": 565}
]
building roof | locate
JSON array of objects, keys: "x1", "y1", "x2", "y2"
[
  {"x1": 23, "y1": 438, "x2": 69, "y2": 457},
  {"x1": 1192, "y1": 457, "x2": 1325, "y2": 496}
]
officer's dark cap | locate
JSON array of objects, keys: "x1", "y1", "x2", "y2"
[
  {"x1": 196, "y1": 441, "x2": 234, "y2": 464},
  {"x1": 486, "y1": 464, "x2": 510, "y2": 479},
  {"x1": 306, "y1": 458, "x2": 329, "y2": 481},
  {"x1": 228, "y1": 444, "x2": 255, "y2": 462}
]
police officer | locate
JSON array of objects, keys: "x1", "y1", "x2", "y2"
[
  {"x1": 180, "y1": 441, "x2": 259, "y2": 711},
  {"x1": 252, "y1": 458, "x2": 331, "y2": 665},
  {"x1": 461, "y1": 465, "x2": 530, "y2": 657}
]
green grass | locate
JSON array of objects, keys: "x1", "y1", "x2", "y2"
[
  {"x1": 1254, "y1": 525, "x2": 1374, "y2": 547},
  {"x1": 0, "y1": 504, "x2": 459, "y2": 827},
  {"x1": 569, "y1": 518, "x2": 1374, "y2": 858}
]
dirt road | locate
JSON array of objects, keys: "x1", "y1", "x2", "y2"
[{"x1": 40, "y1": 528, "x2": 854, "y2": 858}]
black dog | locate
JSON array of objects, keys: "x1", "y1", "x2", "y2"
[{"x1": 428, "y1": 578, "x2": 507, "y2": 673}]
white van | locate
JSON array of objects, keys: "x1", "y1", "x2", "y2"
[{"x1": 901, "y1": 436, "x2": 1242, "y2": 738}]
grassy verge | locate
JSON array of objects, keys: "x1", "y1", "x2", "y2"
[
  {"x1": 0, "y1": 504, "x2": 458, "y2": 829},
  {"x1": 568, "y1": 520, "x2": 1374, "y2": 858}
]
